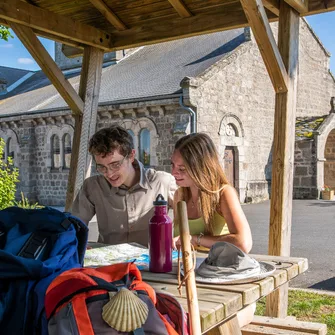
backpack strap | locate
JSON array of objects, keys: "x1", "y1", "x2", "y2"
[{"x1": 17, "y1": 232, "x2": 51, "y2": 260}]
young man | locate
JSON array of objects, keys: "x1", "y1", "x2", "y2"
[{"x1": 71, "y1": 125, "x2": 177, "y2": 246}]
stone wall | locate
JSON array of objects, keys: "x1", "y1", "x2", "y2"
[{"x1": 293, "y1": 140, "x2": 318, "y2": 199}]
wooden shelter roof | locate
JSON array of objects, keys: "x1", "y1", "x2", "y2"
[{"x1": 1, "y1": 0, "x2": 334, "y2": 56}]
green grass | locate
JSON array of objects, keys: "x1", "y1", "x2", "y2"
[{"x1": 256, "y1": 290, "x2": 335, "y2": 335}]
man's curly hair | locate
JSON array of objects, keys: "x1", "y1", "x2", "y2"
[{"x1": 89, "y1": 125, "x2": 134, "y2": 157}]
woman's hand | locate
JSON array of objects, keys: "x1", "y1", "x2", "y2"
[{"x1": 172, "y1": 235, "x2": 196, "y2": 250}]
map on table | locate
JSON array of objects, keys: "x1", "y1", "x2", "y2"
[{"x1": 84, "y1": 243, "x2": 180, "y2": 270}]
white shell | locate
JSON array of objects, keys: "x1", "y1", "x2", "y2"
[{"x1": 102, "y1": 288, "x2": 149, "y2": 331}]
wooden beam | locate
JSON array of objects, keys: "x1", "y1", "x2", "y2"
[
  {"x1": 304, "y1": 0, "x2": 335, "y2": 15},
  {"x1": 168, "y1": 0, "x2": 193, "y2": 18},
  {"x1": 88, "y1": 0, "x2": 127, "y2": 31},
  {"x1": 10, "y1": 23, "x2": 84, "y2": 115},
  {"x1": 266, "y1": 0, "x2": 300, "y2": 318},
  {"x1": 240, "y1": 0, "x2": 288, "y2": 93},
  {"x1": 263, "y1": 0, "x2": 280, "y2": 15},
  {"x1": 65, "y1": 46, "x2": 104, "y2": 210},
  {"x1": 284, "y1": 0, "x2": 308, "y2": 13},
  {"x1": 0, "y1": 0, "x2": 111, "y2": 51}
]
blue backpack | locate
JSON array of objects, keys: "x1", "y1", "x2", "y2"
[{"x1": 0, "y1": 206, "x2": 88, "y2": 335}]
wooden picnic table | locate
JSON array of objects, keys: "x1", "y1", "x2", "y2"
[
  {"x1": 142, "y1": 253, "x2": 308, "y2": 334},
  {"x1": 86, "y1": 243, "x2": 308, "y2": 335}
]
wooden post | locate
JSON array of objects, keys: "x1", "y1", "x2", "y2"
[
  {"x1": 65, "y1": 46, "x2": 104, "y2": 211},
  {"x1": 177, "y1": 201, "x2": 202, "y2": 335},
  {"x1": 267, "y1": 0, "x2": 300, "y2": 317}
]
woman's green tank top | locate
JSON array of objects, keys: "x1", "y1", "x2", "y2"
[{"x1": 173, "y1": 212, "x2": 229, "y2": 237}]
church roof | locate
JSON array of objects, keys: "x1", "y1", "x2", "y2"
[
  {"x1": 0, "y1": 28, "x2": 246, "y2": 116},
  {"x1": 0, "y1": 66, "x2": 32, "y2": 87},
  {"x1": 295, "y1": 115, "x2": 327, "y2": 140}
]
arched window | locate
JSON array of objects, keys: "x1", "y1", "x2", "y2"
[
  {"x1": 63, "y1": 133, "x2": 72, "y2": 169},
  {"x1": 139, "y1": 128, "x2": 150, "y2": 166},
  {"x1": 51, "y1": 135, "x2": 60, "y2": 169},
  {"x1": 7, "y1": 137, "x2": 14, "y2": 160}
]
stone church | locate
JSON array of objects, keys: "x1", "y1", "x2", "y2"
[{"x1": 0, "y1": 19, "x2": 334, "y2": 206}]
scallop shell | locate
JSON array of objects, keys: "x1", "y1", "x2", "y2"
[{"x1": 102, "y1": 288, "x2": 149, "y2": 332}]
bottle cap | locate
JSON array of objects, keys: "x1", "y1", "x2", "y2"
[{"x1": 153, "y1": 194, "x2": 167, "y2": 206}]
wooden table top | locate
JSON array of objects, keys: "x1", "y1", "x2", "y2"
[{"x1": 141, "y1": 253, "x2": 308, "y2": 333}]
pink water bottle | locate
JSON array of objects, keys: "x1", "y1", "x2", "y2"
[{"x1": 149, "y1": 194, "x2": 173, "y2": 273}]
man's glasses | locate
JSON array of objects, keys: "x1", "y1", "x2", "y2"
[{"x1": 96, "y1": 155, "x2": 128, "y2": 175}]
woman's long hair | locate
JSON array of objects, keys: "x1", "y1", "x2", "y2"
[{"x1": 175, "y1": 133, "x2": 229, "y2": 234}]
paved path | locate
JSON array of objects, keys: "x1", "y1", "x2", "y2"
[{"x1": 242, "y1": 199, "x2": 335, "y2": 291}]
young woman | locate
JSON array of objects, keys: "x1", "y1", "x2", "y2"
[
  {"x1": 171, "y1": 133, "x2": 255, "y2": 327},
  {"x1": 171, "y1": 132, "x2": 252, "y2": 253}
]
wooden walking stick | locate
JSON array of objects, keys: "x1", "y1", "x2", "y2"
[{"x1": 177, "y1": 201, "x2": 202, "y2": 335}]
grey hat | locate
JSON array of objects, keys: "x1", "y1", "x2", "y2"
[{"x1": 192, "y1": 242, "x2": 276, "y2": 284}]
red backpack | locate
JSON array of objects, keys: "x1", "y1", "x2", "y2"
[{"x1": 45, "y1": 262, "x2": 189, "y2": 335}]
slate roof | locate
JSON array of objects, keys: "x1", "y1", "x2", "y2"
[
  {"x1": 0, "y1": 66, "x2": 32, "y2": 87},
  {"x1": 0, "y1": 29, "x2": 246, "y2": 116},
  {"x1": 295, "y1": 116, "x2": 327, "y2": 140}
]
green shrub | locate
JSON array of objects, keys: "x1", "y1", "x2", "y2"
[
  {"x1": 14, "y1": 192, "x2": 44, "y2": 209},
  {"x1": 0, "y1": 139, "x2": 19, "y2": 210}
]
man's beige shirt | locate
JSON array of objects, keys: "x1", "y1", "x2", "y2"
[{"x1": 71, "y1": 160, "x2": 177, "y2": 246}]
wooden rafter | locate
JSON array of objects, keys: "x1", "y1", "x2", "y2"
[
  {"x1": 308, "y1": 0, "x2": 335, "y2": 14},
  {"x1": 0, "y1": 0, "x2": 111, "y2": 51},
  {"x1": 168, "y1": 0, "x2": 192, "y2": 18},
  {"x1": 10, "y1": 23, "x2": 84, "y2": 115},
  {"x1": 240, "y1": 0, "x2": 288, "y2": 93},
  {"x1": 263, "y1": 0, "x2": 280, "y2": 15},
  {"x1": 88, "y1": 0, "x2": 127, "y2": 31},
  {"x1": 284, "y1": 0, "x2": 308, "y2": 13}
]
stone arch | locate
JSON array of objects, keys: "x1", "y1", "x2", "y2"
[
  {"x1": 218, "y1": 114, "x2": 246, "y2": 202},
  {"x1": 0, "y1": 128, "x2": 20, "y2": 167},
  {"x1": 46, "y1": 125, "x2": 74, "y2": 171},
  {"x1": 315, "y1": 113, "x2": 335, "y2": 195},
  {"x1": 119, "y1": 117, "x2": 159, "y2": 166}
]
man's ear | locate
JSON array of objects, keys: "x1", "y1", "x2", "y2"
[{"x1": 129, "y1": 149, "x2": 136, "y2": 162}]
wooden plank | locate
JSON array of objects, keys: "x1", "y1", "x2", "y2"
[
  {"x1": 240, "y1": 0, "x2": 288, "y2": 93},
  {"x1": 306, "y1": 0, "x2": 335, "y2": 15},
  {"x1": 62, "y1": 45, "x2": 84, "y2": 58},
  {"x1": 242, "y1": 323, "x2": 317, "y2": 335},
  {"x1": 266, "y1": 0, "x2": 300, "y2": 319},
  {"x1": 168, "y1": 0, "x2": 193, "y2": 17},
  {"x1": 0, "y1": 0, "x2": 111, "y2": 50},
  {"x1": 206, "y1": 315, "x2": 242, "y2": 335},
  {"x1": 142, "y1": 270, "x2": 261, "y2": 307},
  {"x1": 150, "y1": 282, "x2": 243, "y2": 320},
  {"x1": 284, "y1": 0, "x2": 308, "y2": 13},
  {"x1": 65, "y1": 46, "x2": 104, "y2": 210},
  {"x1": 263, "y1": 0, "x2": 280, "y2": 15},
  {"x1": 251, "y1": 316, "x2": 327, "y2": 335},
  {"x1": 10, "y1": 23, "x2": 84, "y2": 115},
  {"x1": 88, "y1": 0, "x2": 127, "y2": 31}
]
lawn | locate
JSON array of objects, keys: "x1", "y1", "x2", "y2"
[{"x1": 256, "y1": 290, "x2": 335, "y2": 335}]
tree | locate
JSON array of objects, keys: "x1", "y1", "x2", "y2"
[
  {"x1": 0, "y1": 25, "x2": 13, "y2": 41},
  {"x1": 0, "y1": 139, "x2": 19, "y2": 210}
]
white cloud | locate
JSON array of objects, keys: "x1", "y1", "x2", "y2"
[
  {"x1": 17, "y1": 58, "x2": 34, "y2": 64},
  {"x1": 0, "y1": 43, "x2": 14, "y2": 48}
]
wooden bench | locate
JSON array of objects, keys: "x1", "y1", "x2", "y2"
[{"x1": 241, "y1": 316, "x2": 327, "y2": 335}]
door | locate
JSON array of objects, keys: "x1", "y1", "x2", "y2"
[{"x1": 224, "y1": 146, "x2": 235, "y2": 187}]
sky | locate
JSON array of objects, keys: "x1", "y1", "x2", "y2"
[{"x1": 0, "y1": 11, "x2": 334, "y2": 73}]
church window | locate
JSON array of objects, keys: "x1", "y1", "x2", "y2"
[
  {"x1": 51, "y1": 135, "x2": 61, "y2": 169},
  {"x1": 63, "y1": 133, "x2": 72, "y2": 169},
  {"x1": 139, "y1": 128, "x2": 150, "y2": 167}
]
